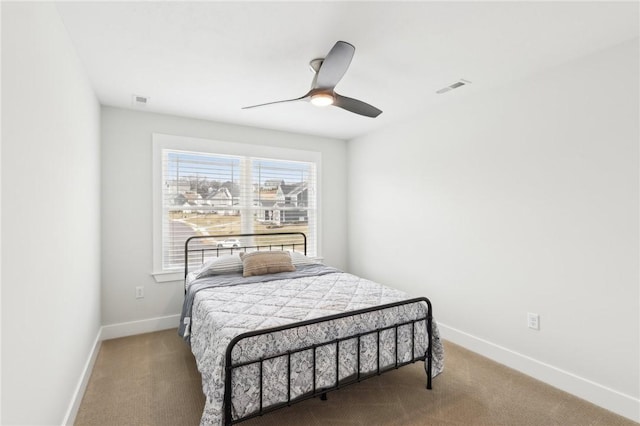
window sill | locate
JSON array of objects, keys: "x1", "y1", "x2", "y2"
[{"x1": 152, "y1": 271, "x2": 183, "y2": 283}]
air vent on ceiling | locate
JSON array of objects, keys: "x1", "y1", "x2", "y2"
[
  {"x1": 436, "y1": 79, "x2": 471, "y2": 94},
  {"x1": 132, "y1": 94, "x2": 149, "y2": 107}
]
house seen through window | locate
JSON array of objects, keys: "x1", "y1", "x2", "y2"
[{"x1": 161, "y1": 149, "x2": 316, "y2": 270}]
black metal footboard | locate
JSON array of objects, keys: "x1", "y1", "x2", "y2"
[{"x1": 223, "y1": 297, "x2": 433, "y2": 425}]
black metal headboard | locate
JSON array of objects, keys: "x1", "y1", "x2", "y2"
[{"x1": 184, "y1": 232, "x2": 307, "y2": 279}]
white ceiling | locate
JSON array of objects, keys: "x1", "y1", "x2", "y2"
[{"x1": 55, "y1": 2, "x2": 638, "y2": 140}]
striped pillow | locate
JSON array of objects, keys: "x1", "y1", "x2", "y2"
[
  {"x1": 195, "y1": 255, "x2": 243, "y2": 279},
  {"x1": 240, "y1": 251, "x2": 296, "y2": 277}
]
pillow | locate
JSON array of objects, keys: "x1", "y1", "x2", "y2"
[
  {"x1": 289, "y1": 251, "x2": 322, "y2": 266},
  {"x1": 240, "y1": 251, "x2": 296, "y2": 277},
  {"x1": 194, "y1": 254, "x2": 243, "y2": 279}
]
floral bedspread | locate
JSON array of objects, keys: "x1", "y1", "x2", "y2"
[{"x1": 188, "y1": 268, "x2": 445, "y2": 425}]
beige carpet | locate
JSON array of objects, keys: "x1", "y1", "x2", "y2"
[{"x1": 75, "y1": 329, "x2": 636, "y2": 426}]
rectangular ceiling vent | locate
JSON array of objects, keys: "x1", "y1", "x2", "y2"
[
  {"x1": 132, "y1": 94, "x2": 149, "y2": 107},
  {"x1": 436, "y1": 79, "x2": 471, "y2": 94}
]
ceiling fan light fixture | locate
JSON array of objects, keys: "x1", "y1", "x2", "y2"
[
  {"x1": 242, "y1": 41, "x2": 381, "y2": 117},
  {"x1": 310, "y1": 93, "x2": 334, "y2": 107}
]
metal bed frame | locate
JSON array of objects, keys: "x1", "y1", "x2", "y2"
[{"x1": 184, "y1": 232, "x2": 433, "y2": 425}]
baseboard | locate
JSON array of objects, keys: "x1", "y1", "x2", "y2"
[
  {"x1": 61, "y1": 314, "x2": 181, "y2": 425},
  {"x1": 101, "y1": 314, "x2": 181, "y2": 340},
  {"x1": 61, "y1": 327, "x2": 102, "y2": 426},
  {"x1": 438, "y1": 322, "x2": 640, "y2": 423}
]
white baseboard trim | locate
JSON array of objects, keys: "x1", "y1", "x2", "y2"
[
  {"x1": 61, "y1": 327, "x2": 102, "y2": 426},
  {"x1": 101, "y1": 314, "x2": 181, "y2": 340},
  {"x1": 62, "y1": 314, "x2": 182, "y2": 425},
  {"x1": 438, "y1": 322, "x2": 640, "y2": 423}
]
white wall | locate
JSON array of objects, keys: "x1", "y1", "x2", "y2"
[
  {"x1": 1, "y1": 3, "x2": 101, "y2": 425},
  {"x1": 348, "y1": 39, "x2": 639, "y2": 420},
  {"x1": 100, "y1": 107, "x2": 347, "y2": 327}
]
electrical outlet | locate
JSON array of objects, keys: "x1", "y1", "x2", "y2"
[
  {"x1": 135, "y1": 286, "x2": 144, "y2": 299},
  {"x1": 527, "y1": 312, "x2": 540, "y2": 330}
]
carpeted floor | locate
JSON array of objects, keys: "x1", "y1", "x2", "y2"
[{"x1": 75, "y1": 329, "x2": 637, "y2": 426}]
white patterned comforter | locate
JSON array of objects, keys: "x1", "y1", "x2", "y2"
[{"x1": 187, "y1": 267, "x2": 444, "y2": 425}]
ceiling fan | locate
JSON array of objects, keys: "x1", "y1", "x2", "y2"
[{"x1": 242, "y1": 41, "x2": 382, "y2": 118}]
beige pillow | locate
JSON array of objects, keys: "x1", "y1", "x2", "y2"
[{"x1": 240, "y1": 251, "x2": 296, "y2": 277}]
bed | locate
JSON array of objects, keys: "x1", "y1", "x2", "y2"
[{"x1": 179, "y1": 232, "x2": 444, "y2": 425}]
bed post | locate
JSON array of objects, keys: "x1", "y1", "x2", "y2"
[
  {"x1": 224, "y1": 343, "x2": 234, "y2": 426},
  {"x1": 426, "y1": 298, "x2": 433, "y2": 390}
]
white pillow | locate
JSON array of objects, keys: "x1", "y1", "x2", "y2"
[
  {"x1": 194, "y1": 254, "x2": 243, "y2": 279},
  {"x1": 289, "y1": 251, "x2": 321, "y2": 266}
]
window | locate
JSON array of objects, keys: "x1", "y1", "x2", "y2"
[{"x1": 152, "y1": 134, "x2": 320, "y2": 281}]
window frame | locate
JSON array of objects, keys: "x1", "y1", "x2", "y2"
[{"x1": 151, "y1": 133, "x2": 322, "y2": 282}]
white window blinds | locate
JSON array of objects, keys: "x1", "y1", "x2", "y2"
[{"x1": 161, "y1": 149, "x2": 316, "y2": 271}]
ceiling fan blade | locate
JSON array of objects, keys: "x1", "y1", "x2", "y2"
[
  {"x1": 333, "y1": 93, "x2": 382, "y2": 118},
  {"x1": 242, "y1": 94, "x2": 308, "y2": 110},
  {"x1": 314, "y1": 41, "x2": 355, "y2": 90}
]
